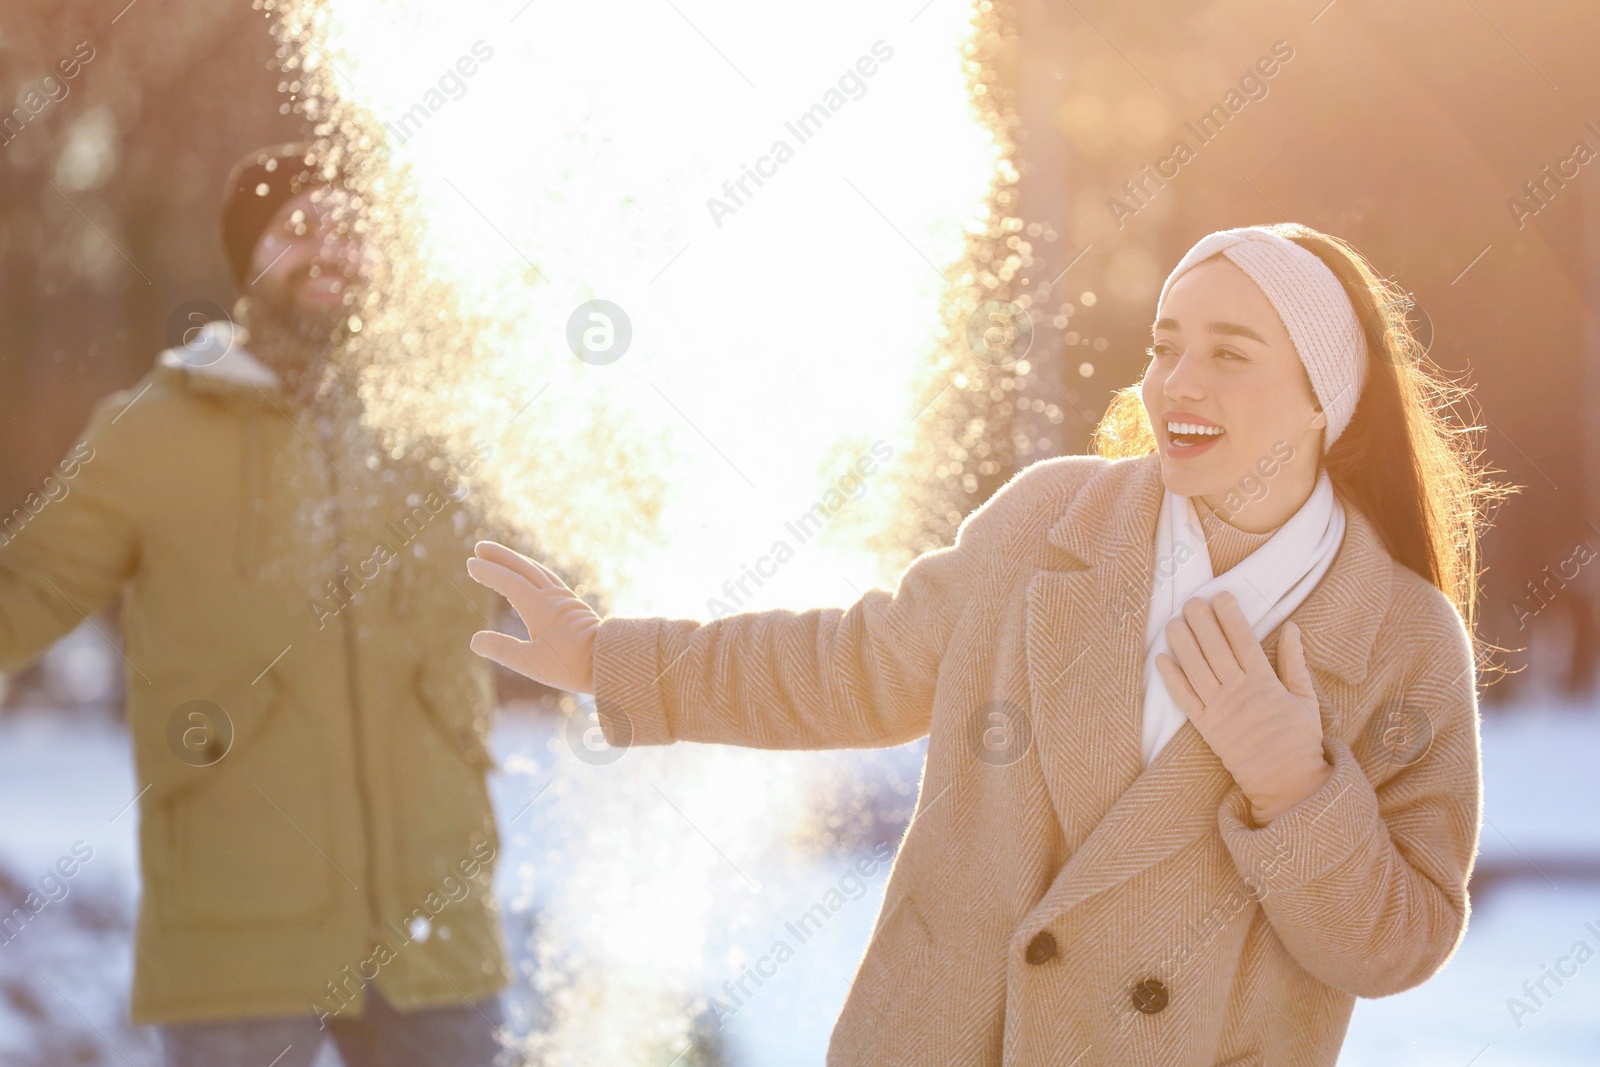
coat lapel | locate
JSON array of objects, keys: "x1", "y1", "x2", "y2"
[
  {"x1": 1022, "y1": 453, "x2": 1394, "y2": 923},
  {"x1": 1025, "y1": 455, "x2": 1166, "y2": 852}
]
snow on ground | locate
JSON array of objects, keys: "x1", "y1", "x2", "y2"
[
  {"x1": 0, "y1": 698, "x2": 1597, "y2": 1064},
  {"x1": 1340, "y1": 698, "x2": 1600, "y2": 1066}
]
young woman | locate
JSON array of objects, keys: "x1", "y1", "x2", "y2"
[{"x1": 466, "y1": 223, "x2": 1491, "y2": 1066}]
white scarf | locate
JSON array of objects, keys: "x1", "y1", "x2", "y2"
[{"x1": 1140, "y1": 470, "x2": 1346, "y2": 768}]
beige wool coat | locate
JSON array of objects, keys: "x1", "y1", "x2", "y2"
[{"x1": 592, "y1": 451, "x2": 1482, "y2": 1066}]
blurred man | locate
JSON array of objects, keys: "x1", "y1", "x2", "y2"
[{"x1": 0, "y1": 143, "x2": 517, "y2": 1067}]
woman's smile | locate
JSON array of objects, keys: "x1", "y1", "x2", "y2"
[
  {"x1": 1141, "y1": 254, "x2": 1328, "y2": 530},
  {"x1": 1162, "y1": 410, "x2": 1226, "y2": 457}
]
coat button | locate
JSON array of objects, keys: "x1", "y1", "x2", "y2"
[
  {"x1": 1130, "y1": 977, "x2": 1168, "y2": 1014},
  {"x1": 1024, "y1": 931, "x2": 1057, "y2": 965}
]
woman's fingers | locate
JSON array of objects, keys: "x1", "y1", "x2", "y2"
[
  {"x1": 473, "y1": 540, "x2": 552, "y2": 589},
  {"x1": 1211, "y1": 592, "x2": 1271, "y2": 673},
  {"x1": 1164, "y1": 615, "x2": 1220, "y2": 704},
  {"x1": 468, "y1": 556, "x2": 598, "y2": 636},
  {"x1": 1155, "y1": 652, "x2": 1205, "y2": 718},
  {"x1": 467, "y1": 550, "x2": 600, "y2": 695},
  {"x1": 1276, "y1": 621, "x2": 1317, "y2": 702},
  {"x1": 469, "y1": 630, "x2": 552, "y2": 688},
  {"x1": 474, "y1": 540, "x2": 571, "y2": 594},
  {"x1": 465, "y1": 558, "x2": 542, "y2": 620},
  {"x1": 466, "y1": 557, "x2": 562, "y2": 629},
  {"x1": 1180, "y1": 598, "x2": 1242, "y2": 684},
  {"x1": 471, "y1": 625, "x2": 593, "y2": 693}
]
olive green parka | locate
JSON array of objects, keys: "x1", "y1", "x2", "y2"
[{"x1": 0, "y1": 324, "x2": 511, "y2": 1025}]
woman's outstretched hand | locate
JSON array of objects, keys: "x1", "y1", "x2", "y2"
[
  {"x1": 1154, "y1": 591, "x2": 1333, "y2": 825},
  {"x1": 466, "y1": 541, "x2": 599, "y2": 695}
]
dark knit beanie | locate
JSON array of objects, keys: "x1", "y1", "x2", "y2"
[{"x1": 220, "y1": 142, "x2": 343, "y2": 290}]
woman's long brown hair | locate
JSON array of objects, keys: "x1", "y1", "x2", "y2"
[{"x1": 1090, "y1": 222, "x2": 1509, "y2": 649}]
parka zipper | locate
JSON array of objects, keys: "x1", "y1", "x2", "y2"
[
  {"x1": 315, "y1": 412, "x2": 386, "y2": 947},
  {"x1": 236, "y1": 412, "x2": 262, "y2": 577}
]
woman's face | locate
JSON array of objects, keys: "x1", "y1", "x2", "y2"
[{"x1": 1140, "y1": 254, "x2": 1327, "y2": 531}]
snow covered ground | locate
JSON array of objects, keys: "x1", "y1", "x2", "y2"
[{"x1": 0, "y1": 697, "x2": 1596, "y2": 1065}]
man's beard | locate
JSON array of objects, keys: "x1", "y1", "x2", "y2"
[{"x1": 247, "y1": 272, "x2": 358, "y2": 401}]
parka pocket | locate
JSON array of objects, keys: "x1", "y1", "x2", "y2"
[
  {"x1": 395, "y1": 659, "x2": 501, "y2": 908},
  {"x1": 140, "y1": 671, "x2": 284, "y2": 803},
  {"x1": 413, "y1": 659, "x2": 497, "y2": 775},
  {"x1": 145, "y1": 673, "x2": 338, "y2": 929}
]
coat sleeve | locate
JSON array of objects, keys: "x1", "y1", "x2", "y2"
[
  {"x1": 1214, "y1": 594, "x2": 1481, "y2": 998},
  {"x1": 0, "y1": 392, "x2": 142, "y2": 673},
  {"x1": 590, "y1": 462, "x2": 1046, "y2": 753}
]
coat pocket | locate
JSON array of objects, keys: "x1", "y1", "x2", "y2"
[
  {"x1": 394, "y1": 659, "x2": 501, "y2": 907},
  {"x1": 413, "y1": 658, "x2": 497, "y2": 775},
  {"x1": 830, "y1": 889, "x2": 940, "y2": 1062},
  {"x1": 858, "y1": 891, "x2": 937, "y2": 1009},
  {"x1": 139, "y1": 671, "x2": 284, "y2": 803},
  {"x1": 149, "y1": 675, "x2": 338, "y2": 929}
]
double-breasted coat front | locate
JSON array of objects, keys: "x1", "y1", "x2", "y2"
[{"x1": 593, "y1": 451, "x2": 1482, "y2": 1066}]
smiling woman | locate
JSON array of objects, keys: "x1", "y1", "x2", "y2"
[
  {"x1": 469, "y1": 221, "x2": 1504, "y2": 1065},
  {"x1": 1096, "y1": 222, "x2": 1502, "y2": 640},
  {"x1": 1141, "y1": 254, "x2": 1328, "y2": 534}
]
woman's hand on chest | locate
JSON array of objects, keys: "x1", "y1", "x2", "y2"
[{"x1": 1155, "y1": 591, "x2": 1334, "y2": 825}]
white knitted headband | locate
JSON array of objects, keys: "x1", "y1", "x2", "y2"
[{"x1": 1156, "y1": 226, "x2": 1368, "y2": 444}]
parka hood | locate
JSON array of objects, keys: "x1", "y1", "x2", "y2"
[{"x1": 155, "y1": 318, "x2": 281, "y2": 397}]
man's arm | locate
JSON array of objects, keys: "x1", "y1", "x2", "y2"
[{"x1": 0, "y1": 390, "x2": 142, "y2": 672}]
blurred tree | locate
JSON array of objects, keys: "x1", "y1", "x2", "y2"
[{"x1": 0, "y1": 0, "x2": 300, "y2": 512}]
